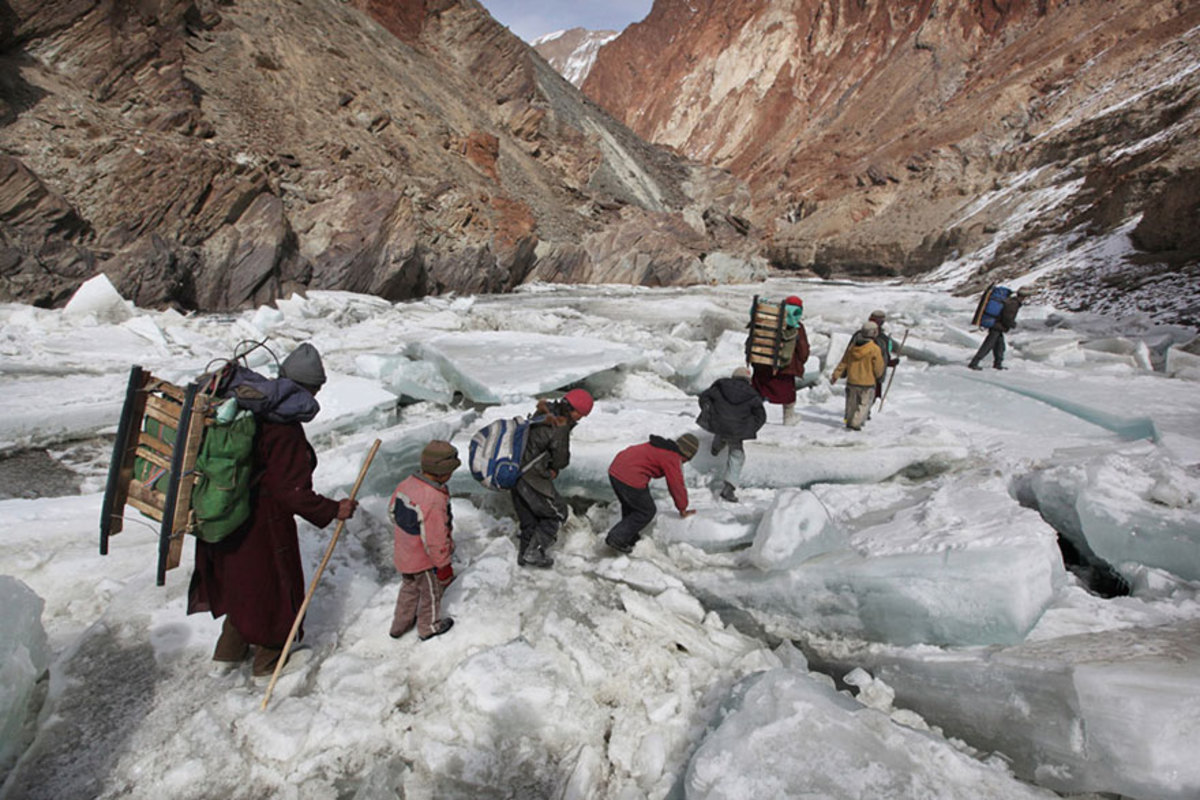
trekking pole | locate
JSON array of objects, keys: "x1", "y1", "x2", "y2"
[
  {"x1": 878, "y1": 329, "x2": 909, "y2": 412},
  {"x1": 262, "y1": 438, "x2": 381, "y2": 711}
]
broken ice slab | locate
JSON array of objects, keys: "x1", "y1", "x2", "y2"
[
  {"x1": 1013, "y1": 333, "x2": 1086, "y2": 367},
  {"x1": 62, "y1": 273, "x2": 134, "y2": 324},
  {"x1": 683, "y1": 668, "x2": 1059, "y2": 800},
  {"x1": 303, "y1": 373, "x2": 398, "y2": 440},
  {"x1": 689, "y1": 481, "x2": 1064, "y2": 647},
  {"x1": 1025, "y1": 452, "x2": 1200, "y2": 582},
  {"x1": 1080, "y1": 336, "x2": 1154, "y2": 370},
  {"x1": 1166, "y1": 338, "x2": 1200, "y2": 380},
  {"x1": 313, "y1": 409, "x2": 478, "y2": 499},
  {"x1": 809, "y1": 620, "x2": 1200, "y2": 800},
  {"x1": 888, "y1": 335, "x2": 968, "y2": 366},
  {"x1": 748, "y1": 489, "x2": 845, "y2": 569},
  {"x1": 653, "y1": 506, "x2": 758, "y2": 551},
  {"x1": 413, "y1": 331, "x2": 644, "y2": 404},
  {"x1": 0, "y1": 374, "x2": 128, "y2": 454},
  {"x1": 0, "y1": 576, "x2": 48, "y2": 775},
  {"x1": 355, "y1": 353, "x2": 455, "y2": 404}
]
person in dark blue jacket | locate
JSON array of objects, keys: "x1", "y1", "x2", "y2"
[
  {"x1": 697, "y1": 367, "x2": 767, "y2": 502},
  {"x1": 969, "y1": 286, "x2": 1033, "y2": 370}
]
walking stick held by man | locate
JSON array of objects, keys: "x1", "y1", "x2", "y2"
[
  {"x1": 262, "y1": 438, "x2": 381, "y2": 710},
  {"x1": 878, "y1": 329, "x2": 909, "y2": 412}
]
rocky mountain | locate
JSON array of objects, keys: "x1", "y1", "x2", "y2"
[
  {"x1": 583, "y1": 0, "x2": 1200, "y2": 325},
  {"x1": 532, "y1": 27, "x2": 618, "y2": 88},
  {"x1": 0, "y1": 0, "x2": 762, "y2": 311}
]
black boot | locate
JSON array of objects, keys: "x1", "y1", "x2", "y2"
[
  {"x1": 419, "y1": 618, "x2": 454, "y2": 641},
  {"x1": 520, "y1": 544, "x2": 554, "y2": 568},
  {"x1": 719, "y1": 482, "x2": 738, "y2": 502},
  {"x1": 604, "y1": 534, "x2": 634, "y2": 554}
]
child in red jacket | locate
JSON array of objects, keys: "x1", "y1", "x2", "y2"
[
  {"x1": 389, "y1": 440, "x2": 459, "y2": 641},
  {"x1": 604, "y1": 434, "x2": 698, "y2": 554}
]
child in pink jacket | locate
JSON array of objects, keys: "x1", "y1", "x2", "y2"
[{"x1": 389, "y1": 440, "x2": 459, "y2": 641}]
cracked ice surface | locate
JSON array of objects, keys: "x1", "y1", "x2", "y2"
[{"x1": 1, "y1": 276, "x2": 1198, "y2": 800}]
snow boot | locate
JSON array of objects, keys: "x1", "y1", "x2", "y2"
[
  {"x1": 419, "y1": 618, "x2": 454, "y2": 641},
  {"x1": 719, "y1": 482, "x2": 738, "y2": 503}
]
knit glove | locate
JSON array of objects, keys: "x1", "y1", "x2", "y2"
[{"x1": 435, "y1": 564, "x2": 455, "y2": 589}]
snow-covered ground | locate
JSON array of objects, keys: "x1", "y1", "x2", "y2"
[{"x1": 1, "y1": 275, "x2": 1199, "y2": 800}]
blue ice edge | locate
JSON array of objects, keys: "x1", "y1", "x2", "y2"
[{"x1": 971, "y1": 377, "x2": 1160, "y2": 442}]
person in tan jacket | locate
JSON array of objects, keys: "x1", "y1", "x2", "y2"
[{"x1": 830, "y1": 321, "x2": 886, "y2": 431}]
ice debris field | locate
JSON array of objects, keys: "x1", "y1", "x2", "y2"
[{"x1": 2, "y1": 274, "x2": 1200, "y2": 800}]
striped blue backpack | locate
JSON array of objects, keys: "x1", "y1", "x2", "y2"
[{"x1": 468, "y1": 415, "x2": 546, "y2": 490}]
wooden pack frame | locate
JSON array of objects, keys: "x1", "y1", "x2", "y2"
[
  {"x1": 746, "y1": 295, "x2": 797, "y2": 369},
  {"x1": 99, "y1": 366, "x2": 211, "y2": 586}
]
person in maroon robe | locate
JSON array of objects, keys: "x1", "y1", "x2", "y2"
[
  {"x1": 750, "y1": 295, "x2": 810, "y2": 426},
  {"x1": 188, "y1": 344, "x2": 356, "y2": 679}
]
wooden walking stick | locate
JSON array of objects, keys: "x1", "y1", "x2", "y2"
[
  {"x1": 877, "y1": 329, "x2": 909, "y2": 412},
  {"x1": 262, "y1": 438, "x2": 381, "y2": 710}
]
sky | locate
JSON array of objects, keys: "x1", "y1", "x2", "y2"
[
  {"x1": 2, "y1": 274, "x2": 1199, "y2": 798},
  {"x1": 480, "y1": 0, "x2": 655, "y2": 42}
]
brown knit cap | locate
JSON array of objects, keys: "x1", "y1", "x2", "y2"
[
  {"x1": 421, "y1": 440, "x2": 460, "y2": 476},
  {"x1": 676, "y1": 433, "x2": 699, "y2": 460}
]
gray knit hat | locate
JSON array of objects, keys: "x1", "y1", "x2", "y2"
[
  {"x1": 861, "y1": 321, "x2": 879, "y2": 337},
  {"x1": 731, "y1": 366, "x2": 752, "y2": 380},
  {"x1": 676, "y1": 433, "x2": 699, "y2": 460},
  {"x1": 279, "y1": 343, "x2": 327, "y2": 388},
  {"x1": 420, "y1": 440, "x2": 460, "y2": 476},
  {"x1": 869, "y1": 309, "x2": 886, "y2": 321}
]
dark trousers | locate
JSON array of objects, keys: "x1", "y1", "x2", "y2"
[
  {"x1": 606, "y1": 476, "x2": 657, "y2": 549},
  {"x1": 970, "y1": 328, "x2": 1006, "y2": 367},
  {"x1": 512, "y1": 487, "x2": 560, "y2": 555}
]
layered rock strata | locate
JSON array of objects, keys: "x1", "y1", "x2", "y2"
[
  {"x1": 0, "y1": 0, "x2": 762, "y2": 310},
  {"x1": 583, "y1": 0, "x2": 1200, "y2": 324}
]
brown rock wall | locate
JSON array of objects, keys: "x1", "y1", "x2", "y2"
[
  {"x1": 581, "y1": 0, "x2": 1200, "y2": 313},
  {"x1": 0, "y1": 0, "x2": 763, "y2": 310}
]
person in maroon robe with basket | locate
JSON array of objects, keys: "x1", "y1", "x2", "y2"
[
  {"x1": 749, "y1": 295, "x2": 810, "y2": 426},
  {"x1": 188, "y1": 344, "x2": 357, "y2": 682}
]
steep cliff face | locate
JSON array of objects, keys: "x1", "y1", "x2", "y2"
[
  {"x1": 583, "y1": 0, "x2": 1200, "y2": 323},
  {"x1": 0, "y1": 0, "x2": 762, "y2": 310}
]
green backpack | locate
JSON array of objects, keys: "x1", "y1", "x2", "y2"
[{"x1": 190, "y1": 405, "x2": 257, "y2": 543}]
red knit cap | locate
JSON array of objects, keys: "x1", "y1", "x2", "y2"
[{"x1": 563, "y1": 389, "x2": 593, "y2": 416}]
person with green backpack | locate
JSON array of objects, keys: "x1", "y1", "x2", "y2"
[{"x1": 188, "y1": 343, "x2": 357, "y2": 682}]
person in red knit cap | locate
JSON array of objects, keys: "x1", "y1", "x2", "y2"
[
  {"x1": 750, "y1": 295, "x2": 809, "y2": 426},
  {"x1": 513, "y1": 388, "x2": 594, "y2": 568}
]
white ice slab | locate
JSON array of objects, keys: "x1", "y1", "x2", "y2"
[
  {"x1": 0, "y1": 576, "x2": 48, "y2": 773},
  {"x1": 683, "y1": 667, "x2": 1057, "y2": 800},
  {"x1": 689, "y1": 479, "x2": 1064, "y2": 646},
  {"x1": 412, "y1": 330, "x2": 644, "y2": 404},
  {"x1": 820, "y1": 621, "x2": 1200, "y2": 800}
]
